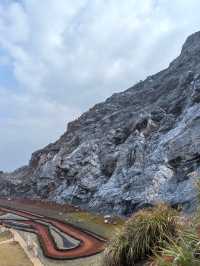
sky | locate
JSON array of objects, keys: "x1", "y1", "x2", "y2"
[{"x1": 0, "y1": 0, "x2": 200, "y2": 172}]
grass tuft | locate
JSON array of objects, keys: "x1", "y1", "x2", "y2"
[
  {"x1": 102, "y1": 204, "x2": 178, "y2": 266},
  {"x1": 150, "y1": 228, "x2": 200, "y2": 266}
]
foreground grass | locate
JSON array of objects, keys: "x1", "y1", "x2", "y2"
[
  {"x1": 101, "y1": 178, "x2": 200, "y2": 266},
  {"x1": 149, "y1": 181, "x2": 200, "y2": 266},
  {"x1": 0, "y1": 241, "x2": 33, "y2": 266},
  {"x1": 102, "y1": 204, "x2": 179, "y2": 266},
  {"x1": 150, "y1": 227, "x2": 200, "y2": 266}
]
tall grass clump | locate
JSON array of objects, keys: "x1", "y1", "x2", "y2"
[
  {"x1": 102, "y1": 204, "x2": 179, "y2": 266},
  {"x1": 149, "y1": 178, "x2": 200, "y2": 266},
  {"x1": 151, "y1": 228, "x2": 200, "y2": 266}
]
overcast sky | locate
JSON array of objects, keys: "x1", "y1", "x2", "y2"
[{"x1": 0, "y1": 0, "x2": 200, "y2": 172}]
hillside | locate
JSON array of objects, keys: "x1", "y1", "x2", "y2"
[{"x1": 2, "y1": 31, "x2": 200, "y2": 215}]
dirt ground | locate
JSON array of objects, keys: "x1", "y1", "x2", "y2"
[
  {"x1": 0, "y1": 231, "x2": 12, "y2": 242},
  {"x1": 0, "y1": 241, "x2": 33, "y2": 266}
]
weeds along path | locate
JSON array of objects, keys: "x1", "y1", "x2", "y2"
[{"x1": 0, "y1": 202, "x2": 106, "y2": 260}]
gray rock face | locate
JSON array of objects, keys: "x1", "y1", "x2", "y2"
[{"x1": 2, "y1": 31, "x2": 200, "y2": 215}]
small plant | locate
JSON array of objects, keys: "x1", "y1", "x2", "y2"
[{"x1": 102, "y1": 204, "x2": 178, "y2": 266}]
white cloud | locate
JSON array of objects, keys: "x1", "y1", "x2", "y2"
[
  {"x1": 0, "y1": 0, "x2": 200, "y2": 170},
  {"x1": 0, "y1": 87, "x2": 80, "y2": 171}
]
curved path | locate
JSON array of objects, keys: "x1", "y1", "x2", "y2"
[{"x1": 0, "y1": 204, "x2": 106, "y2": 260}]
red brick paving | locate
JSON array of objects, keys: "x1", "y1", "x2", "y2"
[{"x1": 0, "y1": 200, "x2": 106, "y2": 260}]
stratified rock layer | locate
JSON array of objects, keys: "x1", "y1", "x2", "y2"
[{"x1": 2, "y1": 31, "x2": 200, "y2": 215}]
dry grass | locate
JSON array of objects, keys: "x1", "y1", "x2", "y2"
[{"x1": 0, "y1": 241, "x2": 33, "y2": 266}]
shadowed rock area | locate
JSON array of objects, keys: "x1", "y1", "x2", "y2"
[{"x1": 2, "y1": 31, "x2": 200, "y2": 215}]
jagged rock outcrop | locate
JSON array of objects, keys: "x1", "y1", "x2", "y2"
[{"x1": 2, "y1": 31, "x2": 200, "y2": 215}]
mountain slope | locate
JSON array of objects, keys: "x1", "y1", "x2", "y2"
[{"x1": 2, "y1": 31, "x2": 200, "y2": 215}]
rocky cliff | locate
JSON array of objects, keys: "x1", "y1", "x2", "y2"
[{"x1": 2, "y1": 31, "x2": 200, "y2": 215}]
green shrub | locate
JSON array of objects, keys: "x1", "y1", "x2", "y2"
[
  {"x1": 102, "y1": 204, "x2": 178, "y2": 266},
  {"x1": 152, "y1": 229, "x2": 200, "y2": 266}
]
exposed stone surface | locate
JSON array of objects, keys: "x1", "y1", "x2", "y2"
[{"x1": 2, "y1": 31, "x2": 200, "y2": 215}]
